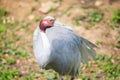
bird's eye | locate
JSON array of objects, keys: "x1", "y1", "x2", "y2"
[{"x1": 50, "y1": 19, "x2": 54, "y2": 22}]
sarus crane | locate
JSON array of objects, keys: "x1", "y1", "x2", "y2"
[{"x1": 33, "y1": 16, "x2": 98, "y2": 80}]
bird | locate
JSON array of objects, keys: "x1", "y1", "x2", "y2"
[{"x1": 33, "y1": 16, "x2": 98, "y2": 80}]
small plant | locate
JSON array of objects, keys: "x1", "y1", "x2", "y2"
[
  {"x1": 96, "y1": 40, "x2": 102, "y2": 45},
  {"x1": 30, "y1": 7, "x2": 35, "y2": 13},
  {"x1": 86, "y1": 10, "x2": 103, "y2": 22},
  {"x1": 0, "y1": 68, "x2": 19, "y2": 80},
  {"x1": 96, "y1": 54, "x2": 120, "y2": 78},
  {"x1": 78, "y1": 72, "x2": 90, "y2": 80},
  {"x1": 62, "y1": 10, "x2": 71, "y2": 16},
  {"x1": 5, "y1": 44, "x2": 28, "y2": 57},
  {"x1": 21, "y1": 71, "x2": 35, "y2": 80},
  {"x1": 81, "y1": 4, "x2": 89, "y2": 9},
  {"x1": 72, "y1": 10, "x2": 103, "y2": 26},
  {"x1": 96, "y1": 54, "x2": 108, "y2": 61},
  {"x1": 12, "y1": 33, "x2": 20, "y2": 41},
  {"x1": 73, "y1": 17, "x2": 81, "y2": 25},
  {"x1": 21, "y1": 22, "x2": 30, "y2": 28},
  {"x1": 52, "y1": 0, "x2": 62, "y2": 3},
  {"x1": 15, "y1": 49, "x2": 28, "y2": 57},
  {"x1": 116, "y1": 35, "x2": 120, "y2": 42},
  {"x1": 0, "y1": 58, "x2": 3, "y2": 66},
  {"x1": 117, "y1": 28, "x2": 120, "y2": 33},
  {"x1": 115, "y1": 35, "x2": 120, "y2": 48},
  {"x1": 0, "y1": 24, "x2": 7, "y2": 32},
  {"x1": 34, "y1": 0, "x2": 39, "y2": 2},
  {"x1": 33, "y1": 16, "x2": 40, "y2": 22},
  {"x1": 49, "y1": 7, "x2": 56, "y2": 13},
  {"x1": 5, "y1": 56, "x2": 16, "y2": 65},
  {"x1": 29, "y1": 71, "x2": 35, "y2": 79},
  {"x1": 0, "y1": 8, "x2": 7, "y2": 17},
  {"x1": 116, "y1": 29, "x2": 120, "y2": 48},
  {"x1": 47, "y1": 73, "x2": 56, "y2": 80},
  {"x1": 109, "y1": 9, "x2": 120, "y2": 28}
]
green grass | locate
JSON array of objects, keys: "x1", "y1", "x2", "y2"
[
  {"x1": 20, "y1": 71, "x2": 35, "y2": 80},
  {"x1": 30, "y1": 7, "x2": 35, "y2": 13},
  {"x1": 0, "y1": 68, "x2": 19, "y2": 80},
  {"x1": 79, "y1": 54, "x2": 120, "y2": 80},
  {"x1": 0, "y1": 7, "x2": 7, "y2": 17},
  {"x1": 86, "y1": 10, "x2": 103, "y2": 22},
  {"x1": 0, "y1": 24, "x2": 7, "y2": 32},
  {"x1": 0, "y1": 7, "x2": 33, "y2": 80},
  {"x1": 79, "y1": 72, "x2": 90, "y2": 80},
  {"x1": 109, "y1": 9, "x2": 120, "y2": 28},
  {"x1": 115, "y1": 28, "x2": 120, "y2": 48},
  {"x1": 72, "y1": 9, "x2": 103, "y2": 26},
  {"x1": 96, "y1": 54, "x2": 120, "y2": 79},
  {"x1": 96, "y1": 40, "x2": 103, "y2": 45},
  {"x1": 0, "y1": 68, "x2": 36, "y2": 80},
  {"x1": 33, "y1": 15, "x2": 40, "y2": 22},
  {"x1": 115, "y1": 35, "x2": 120, "y2": 48},
  {"x1": 53, "y1": 0, "x2": 62, "y2": 3},
  {"x1": 73, "y1": 16, "x2": 81, "y2": 25}
]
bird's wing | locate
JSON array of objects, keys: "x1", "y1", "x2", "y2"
[
  {"x1": 49, "y1": 21, "x2": 98, "y2": 64},
  {"x1": 80, "y1": 37, "x2": 98, "y2": 63}
]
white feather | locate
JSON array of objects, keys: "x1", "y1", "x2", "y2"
[{"x1": 33, "y1": 27, "x2": 51, "y2": 67}]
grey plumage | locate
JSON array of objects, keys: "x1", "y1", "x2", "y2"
[{"x1": 33, "y1": 19, "x2": 97, "y2": 78}]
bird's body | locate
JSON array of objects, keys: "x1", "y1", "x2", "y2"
[
  {"x1": 33, "y1": 16, "x2": 97, "y2": 80},
  {"x1": 34, "y1": 26, "x2": 82, "y2": 75}
]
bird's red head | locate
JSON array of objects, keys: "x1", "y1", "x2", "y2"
[{"x1": 39, "y1": 16, "x2": 55, "y2": 32}]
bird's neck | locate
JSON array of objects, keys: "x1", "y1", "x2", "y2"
[
  {"x1": 39, "y1": 31, "x2": 51, "y2": 67},
  {"x1": 40, "y1": 31, "x2": 50, "y2": 49}
]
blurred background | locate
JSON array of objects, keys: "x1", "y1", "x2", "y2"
[{"x1": 0, "y1": 0, "x2": 120, "y2": 80}]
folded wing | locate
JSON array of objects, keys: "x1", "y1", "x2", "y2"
[{"x1": 80, "y1": 37, "x2": 98, "y2": 63}]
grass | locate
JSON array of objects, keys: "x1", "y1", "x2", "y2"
[
  {"x1": 0, "y1": 24, "x2": 7, "y2": 32},
  {"x1": 97, "y1": 54, "x2": 120, "y2": 78},
  {"x1": 20, "y1": 71, "x2": 35, "y2": 80},
  {"x1": 73, "y1": 16, "x2": 81, "y2": 25},
  {"x1": 115, "y1": 35, "x2": 120, "y2": 48},
  {"x1": 115, "y1": 27, "x2": 120, "y2": 48},
  {"x1": 96, "y1": 40, "x2": 103, "y2": 45},
  {"x1": 79, "y1": 54, "x2": 120, "y2": 80},
  {"x1": 0, "y1": 7, "x2": 33, "y2": 80},
  {"x1": 115, "y1": 29, "x2": 120, "y2": 49},
  {"x1": 86, "y1": 10, "x2": 103, "y2": 22},
  {"x1": 109, "y1": 9, "x2": 120, "y2": 28},
  {"x1": 30, "y1": 7, "x2": 35, "y2": 13},
  {"x1": 52, "y1": 0, "x2": 62, "y2": 3},
  {"x1": 0, "y1": 7, "x2": 7, "y2": 17},
  {"x1": 33, "y1": 15, "x2": 40, "y2": 22},
  {"x1": 0, "y1": 68, "x2": 19, "y2": 80},
  {"x1": 72, "y1": 9, "x2": 103, "y2": 27},
  {"x1": 47, "y1": 72, "x2": 57, "y2": 80}
]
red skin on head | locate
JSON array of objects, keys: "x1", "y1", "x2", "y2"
[{"x1": 39, "y1": 19, "x2": 54, "y2": 32}]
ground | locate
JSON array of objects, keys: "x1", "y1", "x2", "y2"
[{"x1": 0, "y1": 0, "x2": 120, "y2": 80}]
